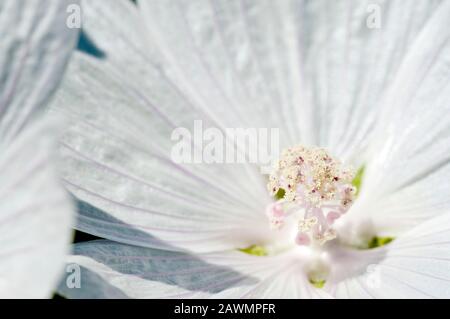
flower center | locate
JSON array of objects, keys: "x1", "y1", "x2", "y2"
[{"x1": 266, "y1": 145, "x2": 356, "y2": 247}]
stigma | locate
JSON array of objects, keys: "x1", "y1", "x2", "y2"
[{"x1": 266, "y1": 146, "x2": 356, "y2": 247}]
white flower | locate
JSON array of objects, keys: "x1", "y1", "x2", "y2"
[
  {"x1": 53, "y1": 0, "x2": 450, "y2": 298},
  {"x1": 0, "y1": 0, "x2": 78, "y2": 298}
]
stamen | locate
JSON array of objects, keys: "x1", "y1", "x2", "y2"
[
  {"x1": 266, "y1": 146, "x2": 356, "y2": 247},
  {"x1": 266, "y1": 202, "x2": 287, "y2": 230}
]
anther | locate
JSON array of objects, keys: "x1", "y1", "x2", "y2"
[{"x1": 266, "y1": 145, "x2": 356, "y2": 246}]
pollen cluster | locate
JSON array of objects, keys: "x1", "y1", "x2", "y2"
[{"x1": 266, "y1": 146, "x2": 356, "y2": 246}]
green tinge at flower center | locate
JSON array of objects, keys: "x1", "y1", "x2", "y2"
[
  {"x1": 368, "y1": 236, "x2": 394, "y2": 249},
  {"x1": 309, "y1": 279, "x2": 326, "y2": 288},
  {"x1": 238, "y1": 161, "x2": 393, "y2": 288},
  {"x1": 238, "y1": 245, "x2": 268, "y2": 256},
  {"x1": 352, "y1": 165, "x2": 365, "y2": 195}
]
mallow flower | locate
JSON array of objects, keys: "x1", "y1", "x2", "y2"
[
  {"x1": 0, "y1": 0, "x2": 78, "y2": 297},
  {"x1": 53, "y1": 0, "x2": 450, "y2": 298}
]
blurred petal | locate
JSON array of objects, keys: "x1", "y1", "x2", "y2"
[
  {"x1": 0, "y1": 0, "x2": 79, "y2": 144},
  {"x1": 0, "y1": 0, "x2": 78, "y2": 298},
  {"x1": 0, "y1": 119, "x2": 74, "y2": 298}
]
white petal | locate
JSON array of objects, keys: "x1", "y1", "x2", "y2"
[
  {"x1": 300, "y1": 0, "x2": 442, "y2": 161},
  {"x1": 0, "y1": 0, "x2": 79, "y2": 144},
  {"x1": 138, "y1": 0, "x2": 311, "y2": 145},
  {"x1": 330, "y1": 212, "x2": 450, "y2": 298},
  {"x1": 349, "y1": 1, "x2": 450, "y2": 235},
  {"x1": 57, "y1": 240, "x2": 331, "y2": 299},
  {"x1": 0, "y1": 118, "x2": 75, "y2": 298},
  {"x1": 51, "y1": 0, "x2": 284, "y2": 252}
]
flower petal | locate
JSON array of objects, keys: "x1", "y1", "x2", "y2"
[
  {"x1": 330, "y1": 212, "x2": 450, "y2": 298},
  {"x1": 0, "y1": 119, "x2": 75, "y2": 298},
  {"x1": 0, "y1": 0, "x2": 79, "y2": 144},
  {"x1": 138, "y1": 0, "x2": 314, "y2": 145},
  {"x1": 57, "y1": 240, "x2": 330, "y2": 299},
  {"x1": 300, "y1": 0, "x2": 443, "y2": 161},
  {"x1": 349, "y1": 1, "x2": 450, "y2": 235},
  {"x1": 51, "y1": 0, "x2": 292, "y2": 252}
]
